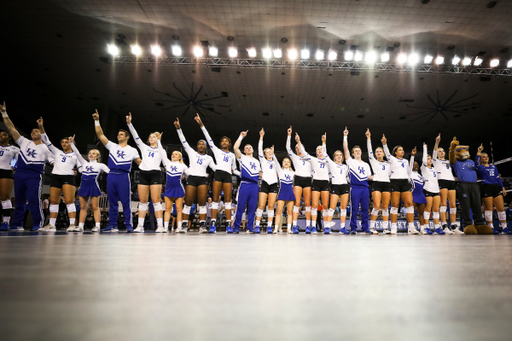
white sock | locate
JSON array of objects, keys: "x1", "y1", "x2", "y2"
[
  {"x1": 69, "y1": 218, "x2": 75, "y2": 225},
  {"x1": 292, "y1": 220, "x2": 297, "y2": 226},
  {"x1": 164, "y1": 222, "x2": 169, "y2": 228},
  {"x1": 157, "y1": 218, "x2": 163, "y2": 227},
  {"x1": 383, "y1": 220, "x2": 389, "y2": 229},
  {"x1": 434, "y1": 224, "x2": 440, "y2": 230},
  {"x1": 255, "y1": 220, "x2": 261, "y2": 227},
  {"x1": 370, "y1": 220, "x2": 376, "y2": 229},
  {"x1": 3, "y1": 216, "x2": 9, "y2": 223},
  {"x1": 287, "y1": 223, "x2": 291, "y2": 230},
  {"x1": 501, "y1": 222, "x2": 508, "y2": 229},
  {"x1": 311, "y1": 221, "x2": 316, "y2": 228},
  {"x1": 391, "y1": 223, "x2": 397, "y2": 230},
  {"x1": 138, "y1": 217, "x2": 144, "y2": 227},
  {"x1": 79, "y1": 222, "x2": 84, "y2": 228},
  {"x1": 340, "y1": 221, "x2": 345, "y2": 228},
  {"x1": 408, "y1": 222, "x2": 415, "y2": 229},
  {"x1": 95, "y1": 222, "x2": 100, "y2": 228},
  {"x1": 50, "y1": 217, "x2": 56, "y2": 226},
  {"x1": 178, "y1": 221, "x2": 183, "y2": 229},
  {"x1": 306, "y1": 221, "x2": 310, "y2": 227}
]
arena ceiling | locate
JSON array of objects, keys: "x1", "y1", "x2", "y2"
[{"x1": 1, "y1": 0, "x2": 511, "y2": 169}]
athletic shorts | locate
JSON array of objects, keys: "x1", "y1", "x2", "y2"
[
  {"x1": 423, "y1": 190, "x2": 440, "y2": 197},
  {"x1": 390, "y1": 179, "x2": 411, "y2": 193},
  {"x1": 312, "y1": 179, "x2": 330, "y2": 192},
  {"x1": 372, "y1": 181, "x2": 391, "y2": 193},
  {"x1": 50, "y1": 174, "x2": 76, "y2": 188},
  {"x1": 438, "y1": 179, "x2": 456, "y2": 191},
  {"x1": 0, "y1": 169, "x2": 13, "y2": 179},
  {"x1": 481, "y1": 184, "x2": 503, "y2": 198},
  {"x1": 330, "y1": 184, "x2": 350, "y2": 196},
  {"x1": 186, "y1": 175, "x2": 208, "y2": 187},
  {"x1": 213, "y1": 170, "x2": 232, "y2": 184},
  {"x1": 138, "y1": 170, "x2": 162, "y2": 186},
  {"x1": 294, "y1": 175, "x2": 312, "y2": 188},
  {"x1": 260, "y1": 180, "x2": 279, "y2": 194}
]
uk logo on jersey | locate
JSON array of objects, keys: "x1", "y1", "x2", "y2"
[
  {"x1": 117, "y1": 150, "x2": 126, "y2": 159},
  {"x1": 85, "y1": 166, "x2": 94, "y2": 172},
  {"x1": 250, "y1": 162, "x2": 257, "y2": 170},
  {"x1": 285, "y1": 174, "x2": 291, "y2": 181},
  {"x1": 26, "y1": 148, "x2": 37, "y2": 158},
  {"x1": 358, "y1": 166, "x2": 366, "y2": 175},
  {"x1": 170, "y1": 165, "x2": 177, "y2": 172}
]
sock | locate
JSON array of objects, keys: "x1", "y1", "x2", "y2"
[
  {"x1": 306, "y1": 221, "x2": 310, "y2": 227},
  {"x1": 434, "y1": 224, "x2": 440, "y2": 230},
  {"x1": 287, "y1": 223, "x2": 291, "y2": 230},
  {"x1": 164, "y1": 221, "x2": 169, "y2": 228},
  {"x1": 95, "y1": 222, "x2": 100, "y2": 228},
  {"x1": 340, "y1": 221, "x2": 345, "y2": 228},
  {"x1": 178, "y1": 221, "x2": 183, "y2": 229},
  {"x1": 79, "y1": 222, "x2": 84, "y2": 228},
  {"x1": 226, "y1": 220, "x2": 231, "y2": 225},
  {"x1": 383, "y1": 220, "x2": 389, "y2": 229},
  {"x1": 255, "y1": 220, "x2": 261, "y2": 227},
  {"x1": 157, "y1": 218, "x2": 163, "y2": 227},
  {"x1": 138, "y1": 217, "x2": 144, "y2": 227},
  {"x1": 311, "y1": 221, "x2": 316, "y2": 228},
  {"x1": 292, "y1": 220, "x2": 297, "y2": 226},
  {"x1": 3, "y1": 216, "x2": 9, "y2": 223},
  {"x1": 69, "y1": 218, "x2": 75, "y2": 225},
  {"x1": 408, "y1": 222, "x2": 415, "y2": 229},
  {"x1": 391, "y1": 223, "x2": 397, "y2": 230},
  {"x1": 50, "y1": 217, "x2": 56, "y2": 226},
  {"x1": 370, "y1": 220, "x2": 376, "y2": 229}
]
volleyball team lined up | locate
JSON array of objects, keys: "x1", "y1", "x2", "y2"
[{"x1": 0, "y1": 102, "x2": 509, "y2": 235}]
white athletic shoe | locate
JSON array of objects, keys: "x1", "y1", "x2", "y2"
[
  {"x1": 199, "y1": 227, "x2": 208, "y2": 234},
  {"x1": 390, "y1": 226, "x2": 397, "y2": 235},
  {"x1": 66, "y1": 224, "x2": 76, "y2": 232},
  {"x1": 133, "y1": 226, "x2": 144, "y2": 233},
  {"x1": 408, "y1": 225, "x2": 420, "y2": 235},
  {"x1": 41, "y1": 224, "x2": 56, "y2": 232},
  {"x1": 91, "y1": 226, "x2": 100, "y2": 232},
  {"x1": 452, "y1": 226, "x2": 464, "y2": 235},
  {"x1": 74, "y1": 226, "x2": 84, "y2": 232},
  {"x1": 420, "y1": 226, "x2": 428, "y2": 235},
  {"x1": 442, "y1": 227, "x2": 454, "y2": 235},
  {"x1": 155, "y1": 226, "x2": 166, "y2": 233},
  {"x1": 111, "y1": 228, "x2": 119, "y2": 233},
  {"x1": 383, "y1": 228, "x2": 391, "y2": 234},
  {"x1": 369, "y1": 228, "x2": 378, "y2": 235},
  {"x1": 176, "y1": 226, "x2": 187, "y2": 234},
  {"x1": 287, "y1": 228, "x2": 293, "y2": 234}
]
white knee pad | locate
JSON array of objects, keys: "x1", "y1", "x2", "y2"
[
  {"x1": 305, "y1": 206, "x2": 311, "y2": 212},
  {"x1": 382, "y1": 209, "x2": 389, "y2": 217},
  {"x1": 153, "y1": 202, "x2": 162, "y2": 212},
  {"x1": 293, "y1": 206, "x2": 300, "y2": 213},
  {"x1": 225, "y1": 202, "x2": 231, "y2": 211},
  {"x1": 406, "y1": 206, "x2": 414, "y2": 214},
  {"x1": 267, "y1": 209, "x2": 274, "y2": 218},
  {"x1": 440, "y1": 206, "x2": 447, "y2": 213},
  {"x1": 1, "y1": 199, "x2": 12, "y2": 209},
  {"x1": 423, "y1": 211, "x2": 430, "y2": 220},
  {"x1": 484, "y1": 211, "x2": 493, "y2": 222},
  {"x1": 256, "y1": 208, "x2": 263, "y2": 217},
  {"x1": 183, "y1": 205, "x2": 191, "y2": 215},
  {"x1": 371, "y1": 208, "x2": 379, "y2": 217},
  {"x1": 50, "y1": 204, "x2": 59, "y2": 213},
  {"x1": 390, "y1": 207, "x2": 398, "y2": 215},
  {"x1": 322, "y1": 209, "x2": 328, "y2": 216},
  {"x1": 450, "y1": 208, "x2": 457, "y2": 215},
  {"x1": 339, "y1": 209, "x2": 346, "y2": 217},
  {"x1": 66, "y1": 203, "x2": 76, "y2": 213},
  {"x1": 498, "y1": 211, "x2": 506, "y2": 221},
  {"x1": 138, "y1": 202, "x2": 149, "y2": 212},
  {"x1": 199, "y1": 206, "x2": 207, "y2": 215},
  {"x1": 211, "y1": 202, "x2": 219, "y2": 210},
  {"x1": 432, "y1": 212, "x2": 440, "y2": 219},
  {"x1": 328, "y1": 208, "x2": 334, "y2": 217}
]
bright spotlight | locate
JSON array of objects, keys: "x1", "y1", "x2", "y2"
[
  {"x1": 354, "y1": 51, "x2": 364, "y2": 61},
  {"x1": 327, "y1": 50, "x2": 337, "y2": 61},
  {"x1": 315, "y1": 49, "x2": 325, "y2": 60},
  {"x1": 474, "y1": 57, "x2": 483, "y2": 66},
  {"x1": 273, "y1": 49, "x2": 282, "y2": 58},
  {"x1": 508, "y1": 60, "x2": 512, "y2": 68},
  {"x1": 408, "y1": 53, "x2": 419, "y2": 65},
  {"x1": 262, "y1": 48, "x2": 272, "y2": 59},
  {"x1": 107, "y1": 44, "x2": 119, "y2": 56},
  {"x1": 130, "y1": 45, "x2": 142, "y2": 56},
  {"x1": 462, "y1": 57, "x2": 472, "y2": 66},
  {"x1": 288, "y1": 49, "x2": 298, "y2": 60},
  {"x1": 490, "y1": 59, "x2": 499, "y2": 67},
  {"x1": 171, "y1": 45, "x2": 182, "y2": 56},
  {"x1": 452, "y1": 56, "x2": 461, "y2": 65},
  {"x1": 380, "y1": 53, "x2": 390, "y2": 62},
  {"x1": 301, "y1": 49, "x2": 310, "y2": 59},
  {"x1": 193, "y1": 46, "x2": 204, "y2": 58},
  {"x1": 151, "y1": 45, "x2": 162, "y2": 57},
  {"x1": 397, "y1": 53, "x2": 407, "y2": 64},
  {"x1": 424, "y1": 55, "x2": 433, "y2": 64},
  {"x1": 365, "y1": 51, "x2": 377, "y2": 63},
  {"x1": 247, "y1": 48, "x2": 257, "y2": 58},
  {"x1": 209, "y1": 47, "x2": 218, "y2": 57},
  {"x1": 228, "y1": 47, "x2": 238, "y2": 58},
  {"x1": 435, "y1": 56, "x2": 444, "y2": 65},
  {"x1": 344, "y1": 51, "x2": 354, "y2": 61}
]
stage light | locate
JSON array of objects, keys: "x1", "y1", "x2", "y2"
[
  {"x1": 171, "y1": 45, "x2": 182, "y2": 56},
  {"x1": 192, "y1": 46, "x2": 204, "y2": 58},
  {"x1": 435, "y1": 56, "x2": 444, "y2": 65},
  {"x1": 354, "y1": 51, "x2": 364, "y2": 61},
  {"x1": 151, "y1": 45, "x2": 162, "y2": 57},
  {"x1": 462, "y1": 57, "x2": 472, "y2": 66},
  {"x1": 273, "y1": 49, "x2": 282, "y2": 58},
  {"x1": 344, "y1": 51, "x2": 354, "y2": 61},
  {"x1": 130, "y1": 45, "x2": 141, "y2": 56},
  {"x1": 107, "y1": 44, "x2": 119, "y2": 56},
  {"x1": 327, "y1": 50, "x2": 337, "y2": 61},
  {"x1": 508, "y1": 60, "x2": 512, "y2": 68},
  {"x1": 380, "y1": 53, "x2": 390, "y2": 62},
  {"x1": 397, "y1": 53, "x2": 407, "y2": 64},
  {"x1": 424, "y1": 55, "x2": 433, "y2": 64},
  {"x1": 228, "y1": 47, "x2": 238, "y2": 58},
  {"x1": 288, "y1": 49, "x2": 298, "y2": 60},
  {"x1": 408, "y1": 53, "x2": 419, "y2": 65},
  {"x1": 301, "y1": 49, "x2": 310, "y2": 59},
  {"x1": 262, "y1": 48, "x2": 272, "y2": 59},
  {"x1": 247, "y1": 48, "x2": 257, "y2": 58},
  {"x1": 474, "y1": 57, "x2": 483, "y2": 66},
  {"x1": 452, "y1": 55, "x2": 461, "y2": 65},
  {"x1": 365, "y1": 51, "x2": 377, "y2": 63},
  {"x1": 315, "y1": 49, "x2": 325, "y2": 60},
  {"x1": 490, "y1": 59, "x2": 499, "y2": 67},
  {"x1": 209, "y1": 47, "x2": 218, "y2": 57}
]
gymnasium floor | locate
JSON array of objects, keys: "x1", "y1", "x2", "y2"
[{"x1": 1, "y1": 232, "x2": 511, "y2": 341}]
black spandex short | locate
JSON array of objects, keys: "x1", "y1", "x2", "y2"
[
  {"x1": 260, "y1": 180, "x2": 279, "y2": 194},
  {"x1": 390, "y1": 179, "x2": 411, "y2": 193},
  {"x1": 372, "y1": 181, "x2": 391, "y2": 193},
  {"x1": 481, "y1": 183, "x2": 503, "y2": 198},
  {"x1": 438, "y1": 179, "x2": 456, "y2": 191},
  {"x1": 186, "y1": 175, "x2": 208, "y2": 187},
  {"x1": 50, "y1": 174, "x2": 76, "y2": 188},
  {"x1": 330, "y1": 184, "x2": 350, "y2": 196},
  {"x1": 294, "y1": 175, "x2": 312, "y2": 188},
  {"x1": 423, "y1": 189, "x2": 440, "y2": 197},
  {"x1": 213, "y1": 170, "x2": 233, "y2": 184},
  {"x1": 138, "y1": 170, "x2": 162, "y2": 186},
  {"x1": 0, "y1": 169, "x2": 13, "y2": 180},
  {"x1": 312, "y1": 180, "x2": 330, "y2": 192}
]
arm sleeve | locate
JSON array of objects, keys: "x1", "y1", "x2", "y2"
[
  {"x1": 497, "y1": 173, "x2": 504, "y2": 188},
  {"x1": 383, "y1": 143, "x2": 392, "y2": 161},
  {"x1": 298, "y1": 144, "x2": 312, "y2": 161},
  {"x1": 47, "y1": 150, "x2": 55, "y2": 165},
  {"x1": 157, "y1": 140, "x2": 170, "y2": 167},
  {"x1": 41, "y1": 133, "x2": 62, "y2": 155},
  {"x1": 127, "y1": 123, "x2": 148, "y2": 151},
  {"x1": 422, "y1": 145, "x2": 428, "y2": 166},
  {"x1": 409, "y1": 155, "x2": 415, "y2": 176},
  {"x1": 286, "y1": 135, "x2": 295, "y2": 157},
  {"x1": 367, "y1": 140, "x2": 374, "y2": 161},
  {"x1": 474, "y1": 155, "x2": 481, "y2": 166},
  {"x1": 70, "y1": 143, "x2": 88, "y2": 167},
  {"x1": 13, "y1": 148, "x2": 20, "y2": 162},
  {"x1": 258, "y1": 140, "x2": 264, "y2": 160},
  {"x1": 432, "y1": 149, "x2": 438, "y2": 161},
  {"x1": 200, "y1": 126, "x2": 217, "y2": 152},
  {"x1": 176, "y1": 129, "x2": 193, "y2": 154},
  {"x1": 272, "y1": 155, "x2": 282, "y2": 176},
  {"x1": 101, "y1": 164, "x2": 110, "y2": 174}
]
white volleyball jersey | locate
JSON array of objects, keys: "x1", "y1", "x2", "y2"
[
  {"x1": 177, "y1": 129, "x2": 215, "y2": 177},
  {"x1": 157, "y1": 140, "x2": 189, "y2": 178},
  {"x1": 367, "y1": 140, "x2": 391, "y2": 182},
  {"x1": 128, "y1": 123, "x2": 162, "y2": 171},
  {"x1": 41, "y1": 133, "x2": 78, "y2": 176},
  {"x1": 201, "y1": 126, "x2": 237, "y2": 174},
  {"x1": 71, "y1": 143, "x2": 109, "y2": 181},
  {"x1": 258, "y1": 140, "x2": 278, "y2": 184},
  {"x1": 15, "y1": 136, "x2": 54, "y2": 174},
  {"x1": 105, "y1": 141, "x2": 140, "y2": 173},
  {"x1": 346, "y1": 157, "x2": 371, "y2": 187},
  {"x1": 421, "y1": 145, "x2": 440, "y2": 193},
  {"x1": 432, "y1": 149, "x2": 455, "y2": 181},
  {"x1": 322, "y1": 145, "x2": 348, "y2": 185},
  {"x1": 273, "y1": 155, "x2": 295, "y2": 185},
  {"x1": 0, "y1": 144, "x2": 19, "y2": 170},
  {"x1": 286, "y1": 135, "x2": 312, "y2": 178},
  {"x1": 298, "y1": 144, "x2": 329, "y2": 181},
  {"x1": 383, "y1": 144, "x2": 411, "y2": 179}
]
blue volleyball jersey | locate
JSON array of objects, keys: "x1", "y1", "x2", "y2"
[{"x1": 475, "y1": 155, "x2": 504, "y2": 187}]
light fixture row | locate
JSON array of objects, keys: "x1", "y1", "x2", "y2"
[{"x1": 107, "y1": 44, "x2": 512, "y2": 68}]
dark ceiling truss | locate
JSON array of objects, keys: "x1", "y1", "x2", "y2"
[{"x1": 110, "y1": 56, "x2": 512, "y2": 76}]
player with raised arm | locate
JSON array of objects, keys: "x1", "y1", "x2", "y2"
[
  {"x1": 409, "y1": 148, "x2": 428, "y2": 234},
  {"x1": 343, "y1": 127, "x2": 372, "y2": 234},
  {"x1": 68, "y1": 135, "x2": 109, "y2": 232},
  {"x1": 421, "y1": 143, "x2": 444, "y2": 235},
  {"x1": 0, "y1": 129, "x2": 19, "y2": 230},
  {"x1": 126, "y1": 112, "x2": 163, "y2": 233},
  {"x1": 195, "y1": 114, "x2": 237, "y2": 233},
  {"x1": 1, "y1": 102, "x2": 54, "y2": 231},
  {"x1": 174, "y1": 118, "x2": 215, "y2": 233},
  {"x1": 93, "y1": 109, "x2": 141, "y2": 232},
  {"x1": 233, "y1": 130, "x2": 261, "y2": 234},
  {"x1": 272, "y1": 154, "x2": 295, "y2": 234}
]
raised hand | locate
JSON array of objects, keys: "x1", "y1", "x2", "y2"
[
  {"x1": 92, "y1": 109, "x2": 99, "y2": 120},
  {"x1": 259, "y1": 128, "x2": 265, "y2": 137},
  {"x1": 194, "y1": 113, "x2": 203, "y2": 127},
  {"x1": 240, "y1": 130, "x2": 248, "y2": 138},
  {"x1": 68, "y1": 134, "x2": 76, "y2": 144},
  {"x1": 155, "y1": 132, "x2": 162, "y2": 140},
  {"x1": 270, "y1": 145, "x2": 274, "y2": 154},
  {"x1": 423, "y1": 142, "x2": 427, "y2": 147},
  {"x1": 126, "y1": 112, "x2": 132, "y2": 124},
  {"x1": 321, "y1": 133, "x2": 326, "y2": 143},
  {"x1": 343, "y1": 126, "x2": 349, "y2": 136},
  {"x1": 295, "y1": 132, "x2": 301, "y2": 144},
  {"x1": 478, "y1": 143, "x2": 484, "y2": 153},
  {"x1": 36, "y1": 117, "x2": 44, "y2": 127},
  {"x1": 287, "y1": 126, "x2": 292, "y2": 136},
  {"x1": 174, "y1": 117, "x2": 181, "y2": 129},
  {"x1": 411, "y1": 146, "x2": 417, "y2": 156},
  {"x1": 381, "y1": 134, "x2": 387, "y2": 145},
  {"x1": 450, "y1": 137, "x2": 459, "y2": 150},
  {"x1": 0, "y1": 101, "x2": 6, "y2": 113},
  {"x1": 365, "y1": 128, "x2": 371, "y2": 139},
  {"x1": 436, "y1": 133, "x2": 441, "y2": 143}
]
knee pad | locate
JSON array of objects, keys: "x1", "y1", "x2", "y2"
[
  {"x1": 382, "y1": 209, "x2": 389, "y2": 217},
  {"x1": 484, "y1": 211, "x2": 493, "y2": 221},
  {"x1": 153, "y1": 202, "x2": 162, "y2": 211},
  {"x1": 432, "y1": 212, "x2": 440, "y2": 219},
  {"x1": 50, "y1": 204, "x2": 59, "y2": 213},
  {"x1": 339, "y1": 209, "x2": 346, "y2": 217},
  {"x1": 138, "y1": 202, "x2": 149, "y2": 212},
  {"x1": 211, "y1": 202, "x2": 219, "y2": 210},
  {"x1": 322, "y1": 209, "x2": 328, "y2": 216},
  {"x1": 406, "y1": 206, "x2": 414, "y2": 214},
  {"x1": 498, "y1": 211, "x2": 506, "y2": 221},
  {"x1": 450, "y1": 208, "x2": 457, "y2": 215},
  {"x1": 225, "y1": 202, "x2": 231, "y2": 211},
  {"x1": 423, "y1": 211, "x2": 430, "y2": 220},
  {"x1": 371, "y1": 208, "x2": 380, "y2": 217},
  {"x1": 267, "y1": 209, "x2": 274, "y2": 218},
  {"x1": 328, "y1": 208, "x2": 334, "y2": 217},
  {"x1": 183, "y1": 205, "x2": 191, "y2": 215},
  {"x1": 305, "y1": 206, "x2": 311, "y2": 212},
  {"x1": 66, "y1": 203, "x2": 76, "y2": 213},
  {"x1": 256, "y1": 208, "x2": 263, "y2": 217},
  {"x1": 293, "y1": 206, "x2": 300, "y2": 213},
  {"x1": 390, "y1": 207, "x2": 398, "y2": 215},
  {"x1": 199, "y1": 206, "x2": 207, "y2": 215},
  {"x1": 440, "y1": 206, "x2": 447, "y2": 213},
  {"x1": 1, "y1": 199, "x2": 12, "y2": 209}
]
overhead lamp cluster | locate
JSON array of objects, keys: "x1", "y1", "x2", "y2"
[{"x1": 107, "y1": 44, "x2": 512, "y2": 68}]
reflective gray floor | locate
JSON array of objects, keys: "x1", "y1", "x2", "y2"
[{"x1": 0, "y1": 233, "x2": 511, "y2": 341}]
